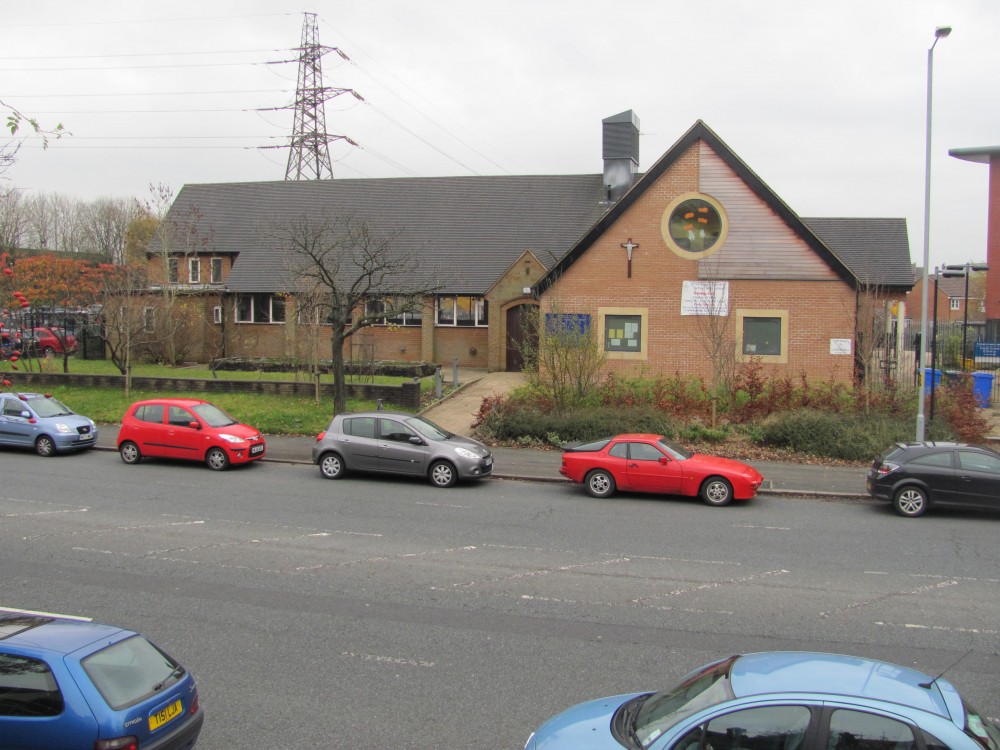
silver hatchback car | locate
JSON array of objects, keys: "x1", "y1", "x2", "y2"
[{"x1": 312, "y1": 411, "x2": 494, "y2": 488}]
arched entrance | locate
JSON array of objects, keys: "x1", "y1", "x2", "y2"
[{"x1": 505, "y1": 303, "x2": 537, "y2": 372}]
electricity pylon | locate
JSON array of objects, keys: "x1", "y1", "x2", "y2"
[{"x1": 284, "y1": 12, "x2": 359, "y2": 180}]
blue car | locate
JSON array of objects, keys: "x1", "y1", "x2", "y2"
[
  {"x1": 0, "y1": 609, "x2": 204, "y2": 750},
  {"x1": 524, "y1": 651, "x2": 1000, "y2": 750},
  {"x1": 0, "y1": 391, "x2": 98, "y2": 456}
]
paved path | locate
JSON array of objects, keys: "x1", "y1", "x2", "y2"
[{"x1": 419, "y1": 369, "x2": 526, "y2": 435}]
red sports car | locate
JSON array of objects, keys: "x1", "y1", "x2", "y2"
[{"x1": 559, "y1": 433, "x2": 764, "y2": 506}]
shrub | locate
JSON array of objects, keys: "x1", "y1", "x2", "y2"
[
  {"x1": 474, "y1": 401, "x2": 679, "y2": 445},
  {"x1": 759, "y1": 409, "x2": 918, "y2": 461}
]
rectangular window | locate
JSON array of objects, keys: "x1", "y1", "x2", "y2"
[
  {"x1": 436, "y1": 296, "x2": 487, "y2": 327},
  {"x1": 210, "y1": 257, "x2": 223, "y2": 284},
  {"x1": 188, "y1": 258, "x2": 200, "y2": 284},
  {"x1": 604, "y1": 313, "x2": 641, "y2": 352},
  {"x1": 167, "y1": 258, "x2": 178, "y2": 284},
  {"x1": 142, "y1": 307, "x2": 156, "y2": 333},
  {"x1": 950, "y1": 298, "x2": 960, "y2": 311},
  {"x1": 236, "y1": 294, "x2": 285, "y2": 323},
  {"x1": 212, "y1": 306, "x2": 222, "y2": 324},
  {"x1": 735, "y1": 309, "x2": 788, "y2": 364},
  {"x1": 742, "y1": 317, "x2": 782, "y2": 355}
]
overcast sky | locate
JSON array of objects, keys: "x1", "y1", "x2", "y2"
[{"x1": 3, "y1": 0, "x2": 997, "y2": 271}]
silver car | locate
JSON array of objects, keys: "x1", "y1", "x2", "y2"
[{"x1": 312, "y1": 411, "x2": 493, "y2": 487}]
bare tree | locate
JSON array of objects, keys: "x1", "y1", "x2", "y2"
[
  {"x1": 97, "y1": 263, "x2": 155, "y2": 395},
  {"x1": 276, "y1": 212, "x2": 444, "y2": 414},
  {"x1": 522, "y1": 297, "x2": 607, "y2": 411},
  {"x1": 82, "y1": 197, "x2": 142, "y2": 263}
]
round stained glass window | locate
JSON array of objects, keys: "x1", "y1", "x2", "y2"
[{"x1": 662, "y1": 194, "x2": 728, "y2": 259}]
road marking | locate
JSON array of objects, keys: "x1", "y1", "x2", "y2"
[
  {"x1": 416, "y1": 501, "x2": 472, "y2": 509},
  {"x1": 341, "y1": 651, "x2": 434, "y2": 668},
  {"x1": 634, "y1": 569, "x2": 789, "y2": 603},
  {"x1": 161, "y1": 513, "x2": 383, "y2": 537},
  {"x1": 731, "y1": 524, "x2": 790, "y2": 530},
  {"x1": 875, "y1": 621, "x2": 999, "y2": 635},
  {"x1": 3, "y1": 508, "x2": 88, "y2": 518},
  {"x1": 448, "y1": 556, "x2": 630, "y2": 589},
  {"x1": 820, "y1": 580, "x2": 959, "y2": 618},
  {"x1": 484, "y1": 544, "x2": 740, "y2": 567},
  {"x1": 296, "y1": 546, "x2": 478, "y2": 572},
  {"x1": 866, "y1": 571, "x2": 1000, "y2": 584},
  {"x1": 0, "y1": 606, "x2": 92, "y2": 621},
  {"x1": 519, "y1": 594, "x2": 734, "y2": 615}
]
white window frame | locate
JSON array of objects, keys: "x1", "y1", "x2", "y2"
[
  {"x1": 366, "y1": 297, "x2": 422, "y2": 327},
  {"x1": 235, "y1": 294, "x2": 285, "y2": 324},
  {"x1": 188, "y1": 258, "x2": 201, "y2": 284},
  {"x1": 210, "y1": 257, "x2": 223, "y2": 284},
  {"x1": 212, "y1": 306, "x2": 222, "y2": 324},
  {"x1": 142, "y1": 307, "x2": 156, "y2": 333},
  {"x1": 435, "y1": 295, "x2": 488, "y2": 327},
  {"x1": 950, "y1": 298, "x2": 960, "y2": 311}
]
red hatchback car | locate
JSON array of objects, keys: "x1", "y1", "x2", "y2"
[
  {"x1": 559, "y1": 433, "x2": 764, "y2": 506},
  {"x1": 117, "y1": 398, "x2": 265, "y2": 470},
  {"x1": 27, "y1": 326, "x2": 78, "y2": 356}
]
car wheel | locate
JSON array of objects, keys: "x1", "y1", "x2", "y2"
[
  {"x1": 119, "y1": 441, "x2": 142, "y2": 465},
  {"x1": 585, "y1": 469, "x2": 616, "y2": 498},
  {"x1": 206, "y1": 447, "x2": 230, "y2": 471},
  {"x1": 35, "y1": 435, "x2": 56, "y2": 457},
  {"x1": 319, "y1": 452, "x2": 345, "y2": 479},
  {"x1": 701, "y1": 476, "x2": 734, "y2": 506},
  {"x1": 43, "y1": 346, "x2": 55, "y2": 357},
  {"x1": 893, "y1": 486, "x2": 928, "y2": 518},
  {"x1": 429, "y1": 460, "x2": 457, "y2": 488}
]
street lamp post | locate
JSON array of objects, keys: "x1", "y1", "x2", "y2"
[{"x1": 916, "y1": 25, "x2": 951, "y2": 443}]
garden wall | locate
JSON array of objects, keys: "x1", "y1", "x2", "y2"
[{"x1": 11, "y1": 373, "x2": 421, "y2": 410}]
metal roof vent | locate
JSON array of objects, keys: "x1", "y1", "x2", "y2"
[{"x1": 602, "y1": 110, "x2": 639, "y2": 203}]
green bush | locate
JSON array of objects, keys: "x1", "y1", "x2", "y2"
[
  {"x1": 476, "y1": 405, "x2": 679, "y2": 445},
  {"x1": 758, "y1": 408, "x2": 957, "y2": 461}
]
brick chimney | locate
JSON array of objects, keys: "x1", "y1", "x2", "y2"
[{"x1": 602, "y1": 110, "x2": 639, "y2": 203}]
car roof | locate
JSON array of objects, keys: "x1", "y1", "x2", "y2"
[
  {"x1": 0, "y1": 613, "x2": 126, "y2": 656},
  {"x1": 131, "y1": 398, "x2": 210, "y2": 408},
  {"x1": 731, "y1": 652, "x2": 954, "y2": 719},
  {"x1": 338, "y1": 410, "x2": 414, "y2": 419},
  {"x1": 610, "y1": 434, "x2": 665, "y2": 441}
]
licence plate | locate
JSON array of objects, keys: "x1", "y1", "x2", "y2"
[
  {"x1": 80, "y1": 433, "x2": 93, "y2": 440},
  {"x1": 149, "y1": 698, "x2": 182, "y2": 731},
  {"x1": 483, "y1": 457, "x2": 493, "y2": 467},
  {"x1": 250, "y1": 443, "x2": 264, "y2": 455}
]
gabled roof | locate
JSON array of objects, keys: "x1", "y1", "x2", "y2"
[
  {"x1": 156, "y1": 177, "x2": 611, "y2": 294},
  {"x1": 802, "y1": 218, "x2": 913, "y2": 290},
  {"x1": 536, "y1": 121, "x2": 912, "y2": 294}
]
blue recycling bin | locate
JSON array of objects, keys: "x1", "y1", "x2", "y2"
[
  {"x1": 971, "y1": 372, "x2": 995, "y2": 407},
  {"x1": 923, "y1": 368, "x2": 941, "y2": 394}
]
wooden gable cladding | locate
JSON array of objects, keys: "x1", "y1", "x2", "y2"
[{"x1": 696, "y1": 142, "x2": 838, "y2": 281}]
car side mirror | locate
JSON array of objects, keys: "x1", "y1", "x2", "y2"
[
  {"x1": 659, "y1": 456, "x2": 671, "y2": 464},
  {"x1": 20, "y1": 411, "x2": 31, "y2": 419},
  {"x1": 409, "y1": 436, "x2": 424, "y2": 445},
  {"x1": 189, "y1": 421, "x2": 201, "y2": 430}
]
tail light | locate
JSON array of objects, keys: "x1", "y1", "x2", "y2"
[
  {"x1": 876, "y1": 462, "x2": 899, "y2": 477},
  {"x1": 315, "y1": 431, "x2": 326, "y2": 442},
  {"x1": 190, "y1": 688, "x2": 200, "y2": 715},
  {"x1": 94, "y1": 737, "x2": 138, "y2": 750}
]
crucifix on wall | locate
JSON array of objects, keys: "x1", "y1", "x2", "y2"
[{"x1": 621, "y1": 238, "x2": 639, "y2": 278}]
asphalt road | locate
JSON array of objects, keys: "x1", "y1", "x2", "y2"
[{"x1": 2, "y1": 448, "x2": 999, "y2": 749}]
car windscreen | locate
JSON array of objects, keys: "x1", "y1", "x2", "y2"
[
  {"x1": 407, "y1": 416, "x2": 450, "y2": 440},
  {"x1": 82, "y1": 635, "x2": 184, "y2": 710},
  {"x1": 657, "y1": 438, "x2": 693, "y2": 460},
  {"x1": 567, "y1": 438, "x2": 613, "y2": 453},
  {"x1": 191, "y1": 403, "x2": 238, "y2": 428},
  {"x1": 25, "y1": 396, "x2": 74, "y2": 418},
  {"x1": 633, "y1": 656, "x2": 736, "y2": 747}
]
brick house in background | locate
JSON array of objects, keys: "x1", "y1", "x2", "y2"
[{"x1": 146, "y1": 113, "x2": 913, "y2": 382}]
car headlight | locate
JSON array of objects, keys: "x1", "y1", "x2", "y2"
[
  {"x1": 454, "y1": 447, "x2": 482, "y2": 460},
  {"x1": 218, "y1": 433, "x2": 247, "y2": 444},
  {"x1": 55, "y1": 423, "x2": 72, "y2": 434}
]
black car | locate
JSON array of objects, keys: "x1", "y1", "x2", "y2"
[{"x1": 867, "y1": 441, "x2": 1000, "y2": 517}]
